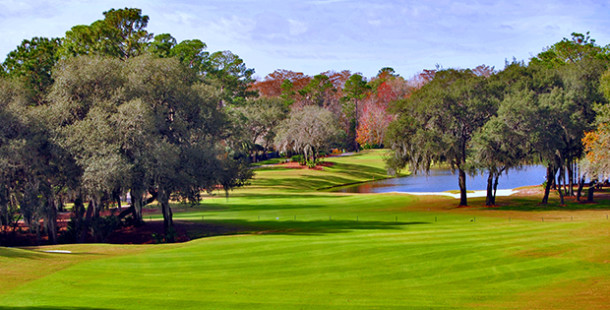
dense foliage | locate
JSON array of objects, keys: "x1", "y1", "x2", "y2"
[
  {"x1": 0, "y1": 8, "x2": 253, "y2": 245},
  {"x1": 387, "y1": 33, "x2": 610, "y2": 206}
]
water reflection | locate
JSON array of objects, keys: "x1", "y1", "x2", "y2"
[{"x1": 337, "y1": 165, "x2": 547, "y2": 193}]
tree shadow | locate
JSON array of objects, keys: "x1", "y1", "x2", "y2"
[
  {"x1": 0, "y1": 247, "x2": 105, "y2": 259},
  {"x1": 491, "y1": 195, "x2": 610, "y2": 211},
  {"x1": 0, "y1": 247, "x2": 47, "y2": 259},
  {"x1": 184, "y1": 218, "x2": 430, "y2": 239},
  {"x1": 176, "y1": 194, "x2": 346, "y2": 213}
]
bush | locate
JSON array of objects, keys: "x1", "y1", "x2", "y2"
[
  {"x1": 360, "y1": 143, "x2": 381, "y2": 150},
  {"x1": 151, "y1": 232, "x2": 164, "y2": 244},
  {"x1": 152, "y1": 226, "x2": 177, "y2": 243},
  {"x1": 306, "y1": 157, "x2": 323, "y2": 168},
  {"x1": 59, "y1": 217, "x2": 79, "y2": 243},
  {"x1": 90, "y1": 215, "x2": 121, "y2": 242},
  {"x1": 291, "y1": 154, "x2": 306, "y2": 165}
]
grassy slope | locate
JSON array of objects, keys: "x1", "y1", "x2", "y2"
[
  {"x1": 239, "y1": 151, "x2": 397, "y2": 193},
  {"x1": 1, "y1": 150, "x2": 608, "y2": 309}
]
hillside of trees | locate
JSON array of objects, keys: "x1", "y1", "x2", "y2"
[{"x1": 1, "y1": 8, "x2": 609, "y2": 245}]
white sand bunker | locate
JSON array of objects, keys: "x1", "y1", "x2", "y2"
[
  {"x1": 392, "y1": 189, "x2": 519, "y2": 198},
  {"x1": 42, "y1": 250, "x2": 72, "y2": 254}
]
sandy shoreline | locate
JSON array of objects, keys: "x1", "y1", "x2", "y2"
[{"x1": 390, "y1": 189, "x2": 519, "y2": 198}]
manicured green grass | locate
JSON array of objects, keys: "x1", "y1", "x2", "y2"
[
  {"x1": 250, "y1": 157, "x2": 287, "y2": 166},
  {"x1": 1, "y1": 211, "x2": 607, "y2": 309},
  {"x1": 242, "y1": 150, "x2": 401, "y2": 193},
  {"x1": 1, "y1": 150, "x2": 608, "y2": 309}
]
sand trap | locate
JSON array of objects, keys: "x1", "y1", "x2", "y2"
[
  {"x1": 42, "y1": 250, "x2": 72, "y2": 254},
  {"x1": 391, "y1": 189, "x2": 519, "y2": 198}
]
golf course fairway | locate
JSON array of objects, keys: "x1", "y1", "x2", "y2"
[{"x1": 1, "y1": 150, "x2": 608, "y2": 309}]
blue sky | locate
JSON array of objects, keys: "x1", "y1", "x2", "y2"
[{"x1": 1, "y1": 0, "x2": 609, "y2": 79}]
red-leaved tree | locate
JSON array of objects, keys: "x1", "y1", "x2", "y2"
[{"x1": 356, "y1": 102, "x2": 393, "y2": 147}]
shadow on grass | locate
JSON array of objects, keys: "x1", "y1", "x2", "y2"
[
  {"x1": 0, "y1": 248, "x2": 48, "y2": 259},
  {"x1": 490, "y1": 195, "x2": 610, "y2": 211},
  {"x1": 169, "y1": 194, "x2": 347, "y2": 213},
  {"x1": 184, "y1": 218, "x2": 429, "y2": 238},
  {"x1": 175, "y1": 202, "x2": 328, "y2": 213}
]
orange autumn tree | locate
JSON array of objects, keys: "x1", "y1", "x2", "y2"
[
  {"x1": 355, "y1": 68, "x2": 414, "y2": 148},
  {"x1": 582, "y1": 101, "x2": 610, "y2": 178},
  {"x1": 582, "y1": 129, "x2": 608, "y2": 174},
  {"x1": 251, "y1": 69, "x2": 311, "y2": 99},
  {"x1": 356, "y1": 102, "x2": 393, "y2": 147}
]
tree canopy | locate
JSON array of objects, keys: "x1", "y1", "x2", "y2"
[
  {"x1": 386, "y1": 69, "x2": 497, "y2": 205},
  {"x1": 275, "y1": 105, "x2": 344, "y2": 166}
]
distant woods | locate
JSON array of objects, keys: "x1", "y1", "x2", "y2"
[
  {"x1": 1, "y1": 6, "x2": 609, "y2": 245},
  {"x1": 386, "y1": 32, "x2": 610, "y2": 206}
]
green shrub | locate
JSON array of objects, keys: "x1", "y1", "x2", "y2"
[
  {"x1": 360, "y1": 143, "x2": 382, "y2": 150},
  {"x1": 90, "y1": 216, "x2": 121, "y2": 242},
  {"x1": 291, "y1": 155, "x2": 305, "y2": 165}
]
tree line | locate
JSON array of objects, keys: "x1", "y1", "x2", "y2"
[
  {"x1": 250, "y1": 32, "x2": 610, "y2": 208},
  {"x1": 0, "y1": 8, "x2": 254, "y2": 244},
  {"x1": 386, "y1": 32, "x2": 610, "y2": 206},
  {"x1": 1, "y1": 7, "x2": 609, "y2": 244}
]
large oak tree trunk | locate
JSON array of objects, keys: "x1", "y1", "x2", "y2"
[
  {"x1": 492, "y1": 167, "x2": 505, "y2": 206},
  {"x1": 73, "y1": 195, "x2": 85, "y2": 243},
  {"x1": 45, "y1": 197, "x2": 57, "y2": 244},
  {"x1": 89, "y1": 198, "x2": 103, "y2": 242},
  {"x1": 541, "y1": 164, "x2": 556, "y2": 205},
  {"x1": 576, "y1": 174, "x2": 586, "y2": 201},
  {"x1": 587, "y1": 181, "x2": 595, "y2": 203},
  {"x1": 82, "y1": 199, "x2": 95, "y2": 242},
  {"x1": 158, "y1": 187, "x2": 174, "y2": 242},
  {"x1": 0, "y1": 187, "x2": 9, "y2": 230},
  {"x1": 458, "y1": 168, "x2": 467, "y2": 206},
  {"x1": 556, "y1": 165, "x2": 565, "y2": 205},
  {"x1": 130, "y1": 188, "x2": 144, "y2": 225},
  {"x1": 485, "y1": 171, "x2": 494, "y2": 206},
  {"x1": 93, "y1": 197, "x2": 101, "y2": 220},
  {"x1": 112, "y1": 188, "x2": 122, "y2": 211}
]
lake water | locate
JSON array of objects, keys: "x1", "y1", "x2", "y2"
[{"x1": 336, "y1": 165, "x2": 547, "y2": 193}]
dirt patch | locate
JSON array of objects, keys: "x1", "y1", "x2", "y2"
[
  {"x1": 479, "y1": 277, "x2": 610, "y2": 309},
  {"x1": 513, "y1": 185, "x2": 545, "y2": 197}
]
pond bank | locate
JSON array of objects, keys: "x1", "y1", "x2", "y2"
[{"x1": 392, "y1": 189, "x2": 519, "y2": 199}]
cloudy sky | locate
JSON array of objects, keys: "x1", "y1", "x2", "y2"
[{"x1": 1, "y1": 0, "x2": 609, "y2": 79}]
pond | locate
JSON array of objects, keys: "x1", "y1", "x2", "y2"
[{"x1": 336, "y1": 165, "x2": 547, "y2": 194}]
